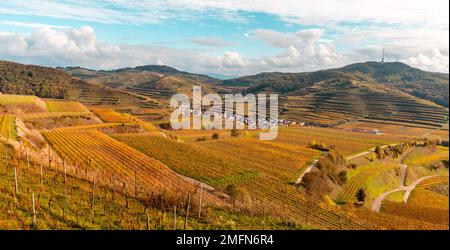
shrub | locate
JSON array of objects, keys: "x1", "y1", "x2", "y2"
[
  {"x1": 212, "y1": 133, "x2": 220, "y2": 140},
  {"x1": 356, "y1": 189, "x2": 366, "y2": 203},
  {"x1": 196, "y1": 136, "x2": 207, "y2": 142},
  {"x1": 225, "y1": 184, "x2": 252, "y2": 208},
  {"x1": 307, "y1": 140, "x2": 330, "y2": 151},
  {"x1": 302, "y1": 172, "x2": 331, "y2": 194},
  {"x1": 337, "y1": 171, "x2": 348, "y2": 186},
  {"x1": 159, "y1": 122, "x2": 171, "y2": 130},
  {"x1": 230, "y1": 129, "x2": 240, "y2": 137}
]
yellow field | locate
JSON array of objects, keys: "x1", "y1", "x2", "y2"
[
  {"x1": 0, "y1": 94, "x2": 37, "y2": 105},
  {"x1": 270, "y1": 127, "x2": 401, "y2": 155},
  {"x1": 416, "y1": 175, "x2": 449, "y2": 189},
  {"x1": 196, "y1": 137, "x2": 320, "y2": 181},
  {"x1": 42, "y1": 128, "x2": 205, "y2": 199},
  {"x1": 113, "y1": 133, "x2": 370, "y2": 229},
  {"x1": 404, "y1": 146, "x2": 449, "y2": 167},
  {"x1": 91, "y1": 108, "x2": 156, "y2": 131},
  {"x1": 235, "y1": 176, "x2": 370, "y2": 229},
  {"x1": 45, "y1": 100, "x2": 89, "y2": 113},
  {"x1": 337, "y1": 164, "x2": 395, "y2": 203},
  {"x1": 113, "y1": 133, "x2": 260, "y2": 187},
  {"x1": 18, "y1": 111, "x2": 91, "y2": 120},
  {"x1": 90, "y1": 108, "x2": 137, "y2": 123},
  {"x1": 168, "y1": 129, "x2": 232, "y2": 142},
  {"x1": 337, "y1": 121, "x2": 433, "y2": 137},
  {"x1": 0, "y1": 114, "x2": 16, "y2": 140},
  {"x1": 382, "y1": 189, "x2": 449, "y2": 226}
]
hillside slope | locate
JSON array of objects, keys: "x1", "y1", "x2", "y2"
[
  {"x1": 224, "y1": 62, "x2": 449, "y2": 108},
  {"x1": 219, "y1": 62, "x2": 448, "y2": 128},
  {"x1": 0, "y1": 60, "x2": 74, "y2": 99},
  {"x1": 65, "y1": 65, "x2": 220, "y2": 102}
]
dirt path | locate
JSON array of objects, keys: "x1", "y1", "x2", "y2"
[
  {"x1": 294, "y1": 159, "x2": 319, "y2": 186},
  {"x1": 371, "y1": 175, "x2": 437, "y2": 212},
  {"x1": 295, "y1": 143, "x2": 399, "y2": 187},
  {"x1": 346, "y1": 143, "x2": 400, "y2": 161},
  {"x1": 346, "y1": 150, "x2": 372, "y2": 160}
]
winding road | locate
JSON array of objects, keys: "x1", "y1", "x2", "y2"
[
  {"x1": 371, "y1": 175, "x2": 437, "y2": 212},
  {"x1": 294, "y1": 144, "x2": 398, "y2": 186},
  {"x1": 294, "y1": 159, "x2": 319, "y2": 186}
]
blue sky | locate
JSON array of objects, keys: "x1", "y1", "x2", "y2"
[{"x1": 0, "y1": 1, "x2": 448, "y2": 76}]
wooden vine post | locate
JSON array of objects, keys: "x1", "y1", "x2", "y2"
[
  {"x1": 146, "y1": 212, "x2": 150, "y2": 230},
  {"x1": 173, "y1": 206, "x2": 177, "y2": 230},
  {"x1": 198, "y1": 184, "x2": 203, "y2": 219},
  {"x1": 40, "y1": 160, "x2": 43, "y2": 187},
  {"x1": 32, "y1": 192, "x2": 36, "y2": 228},
  {"x1": 26, "y1": 148, "x2": 29, "y2": 170},
  {"x1": 63, "y1": 159, "x2": 67, "y2": 184},
  {"x1": 4, "y1": 148, "x2": 8, "y2": 170},
  {"x1": 48, "y1": 146, "x2": 51, "y2": 169},
  {"x1": 184, "y1": 195, "x2": 191, "y2": 230},
  {"x1": 91, "y1": 177, "x2": 96, "y2": 222},
  {"x1": 134, "y1": 166, "x2": 137, "y2": 197},
  {"x1": 14, "y1": 166, "x2": 18, "y2": 194}
]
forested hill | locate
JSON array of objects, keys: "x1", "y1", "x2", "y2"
[
  {"x1": 0, "y1": 60, "x2": 74, "y2": 98},
  {"x1": 223, "y1": 62, "x2": 449, "y2": 108},
  {"x1": 1, "y1": 60, "x2": 448, "y2": 108}
]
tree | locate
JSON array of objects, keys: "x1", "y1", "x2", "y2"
[
  {"x1": 212, "y1": 133, "x2": 220, "y2": 140},
  {"x1": 374, "y1": 146, "x2": 385, "y2": 160},
  {"x1": 225, "y1": 184, "x2": 251, "y2": 209},
  {"x1": 159, "y1": 122, "x2": 171, "y2": 130},
  {"x1": 356, "y1": 189, "x2": 366, "y2": 203},
  {"x1": 302, "y1": 172, "x2": 331, "y2": 195},
  {"x1": 230, "y1": 129, "x2": 240, "y2": 137},
  {"x1": 337, "y1": 171, "x2": 347, "y2": 186},
  {"x1": 370, "y1": 152, "x2": 377, "y2": 162}
]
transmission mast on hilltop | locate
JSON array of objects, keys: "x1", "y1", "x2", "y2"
[{"x1": 381, "y1": 46, "x2": 385, "y2": 63}]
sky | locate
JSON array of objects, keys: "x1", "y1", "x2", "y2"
[{"x1": 0, "y1": 0, "x2": 448, "y2": 77}]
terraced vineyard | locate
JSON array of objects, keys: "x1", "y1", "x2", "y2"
[
  {"x1": 18, "y1": 112, "x2": 92, "y2": 121},
  {"x1": 113, "y1": 134, "x2": 260, "y2": 187},
  {"x1": 337, "y1": 121, "x2": 434, "y2": 137},
  {"x1": 45, "y1": 100, "x2": 89, "y2": 113},
  {"x1": 280, "y1": 89, "x2": 448, "y2": 129},
  {"x1": 0, "y1": 94, "x2": 38, "y2": 105},
  {"x1": 42, "y1": 128, "x2": 207, "y2": 199},
  {"x1": 383, "y1": 192, "x2": 449, "y2": 226},
  {"x1": 90, "y1": 108, "x2": 136, "y2": 123},
  {"x1": 404, "y1": 146, "x2": 449, "y2": 167},
  {"x1": 237, "y1": 176, "x2": 371, "y2": 229},
  {"x1": 0, "y1": 114, "x2": 16, "y2": 140},
  {"x1": 113, "y1": 133, "x2": 372, "y2": 229},
  {"x1": 337, "y1": 174, "x2": 369, "y2": 203},
  {"x1": 273, "y1": 127, "x2": 400, "y2": 155},
  {"x1": 416, "y1": 175, "x2": 449, "y2": 189},
  {"x1": 126, "y1": 86, "x2": 175, "y2": 103},
  {"x1": 196, "y1": 137, "x2": 320, "y2": 181},
  {"x1": 337, "y1": 165, "x2": 394, "y2": 203},
  {"x1": 90, "y1": 108, "x2": 156, "y2": 131},
  {"x1": 71, "y1": 80, "x2": 161, "y2": 108}
]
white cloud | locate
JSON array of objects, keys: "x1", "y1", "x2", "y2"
[
  {"x1": 188, "y1": 36, "x2": 234, "y2": 47},
  {"x1": 222, "y1": 52, "x2": 249, "y2": 68},
  {"x1": 0, "y1": 1, "x2": 448, "y2": 74},
  {"x1": 0, "y1": 26, "x2": 448, "y2": 74},
  {"x1": 0, "y1": 26, "x2": 250, "y2": 73},
  {"x1": 1, "y1": 1, "x2": 447, "y2": 28},
  {"x1": 0, "y1": 20, "x2": 70, "y2": 29},
  {"x1": 251, "y1": 28, "x2": 349, "y2": 71},
  {"x1": 401, "y1": 48, "x2": 449, "y2": 73}
]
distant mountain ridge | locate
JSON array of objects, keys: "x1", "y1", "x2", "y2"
[
  {"x1": 1, "y1": 59, "x2": 449, "y2": 109},
  {"x1": 223, "y1": 62, "x2": 449, "y2": 108}
]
